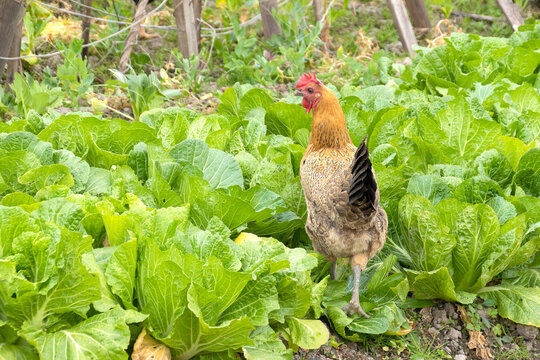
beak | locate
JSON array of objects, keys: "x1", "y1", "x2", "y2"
[{"x1": 295, "y1": 90, "x2": 304, "y2": 97}]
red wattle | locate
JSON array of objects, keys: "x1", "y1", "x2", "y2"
[{"x1": 302, "y1": 97, "x2": 311, "y2": 113}]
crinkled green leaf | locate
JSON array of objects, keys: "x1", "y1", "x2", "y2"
[
  {"x1": 105, "y1": 239, "x2": 137, "y2": 310},
  {"x1": 480, "y1": 283, "x2": 540, "y2": 327},
  {"x1": 33, "y1": 309, "x2": 132, "y2": 360},
  {"x1": 19, "y1": 164, "x2": 74, "y2": 195},
  {"x1": 265, "y1": 102, "x2": 311, "y2": 138},
  {"x1": 286, "y1": 317, "x2": 329, "y2": 350},
  {"x1": 170, "y1": 139, "x2": 243, "y2": 190}
]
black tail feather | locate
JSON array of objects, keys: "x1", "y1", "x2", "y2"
[{"x1": 347, "y1": 136, "x2": 378, "y2": 207}]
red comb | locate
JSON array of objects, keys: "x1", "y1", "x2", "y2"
[{"x1": 296, "y1": 72, "x2": 321, "y2": 88}]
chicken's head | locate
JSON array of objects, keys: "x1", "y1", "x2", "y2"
[{"x1": 296, "y1": 72, "x2": 323, "y2": 114}]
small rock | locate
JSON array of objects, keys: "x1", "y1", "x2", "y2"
[
  {"x1": 526, "y1": 341, "x2": 534, "y2": 351},
  {"x1": 447, "y1": 328, "x2": 462, "y2": 341},
  {"x1": 448, "y1": 340, "x2": 459, "y2": 351},
  {"x1": 428, "y1": 327, "x2": 438, "y2": 337},
  {"x1": 88, "y1": 56, "x2": 99, "y2": 66},
  {"x1": 442, "y1": 345, "x2": 451, "y2": 354},
  {"x1": 516, "y1": 324, "x2": 538, "y2": 341},
  {"x1": 477, "y1": 308, "x2": 488, "y2": 319},
  {"x1": 454, "y1": 355, "x2": 467, "y2": 360},
  {"x1": 501, "y1": 318, "x2": 517, "y2": 332},
  {"x1": 433, "y1": 308, "x2": 448, "y2": 329},
  {"x1": 444, "y1": 302, "x2": 457, "y2": 319},
  {"x1": 420, "y1": 306, "x2": 433, "y2": 323},
  {"x1": 54, "y1": 106, "x2": 71, "y2": 115}
]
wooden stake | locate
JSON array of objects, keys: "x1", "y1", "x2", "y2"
[
  {"x1": 313, "y1": 0, "x2": 324, "y2": 22},
  {"x1": 387, "y1": 0, "x2": 417, "y2": 56},
  {"x1": 194, "y1": 0, "x2": 202, "y2": 42},
  {"x1": 0, "y1": 0, "x2": 26, "y2": 82},
  {"x1": 81, "y1": 0, "x2": 93, "y2": 59},
  {"x1": 259, "y1": 0, "x2": 282, "y2": 40},
  {"x1": 118, "y1": 0, "x2": 149, "y2": 73},
  {"x1": 173, "y1": 0, "x2": 200, "y2": 58},
  {"x1": 497, "y1": 0, "x2": 524, "y2": 31},
  {"x1": 405, "y1": 0, "x2": 431, "y2": 29},
  {"x1": 5, "y1": 18, "x2": 22, "y2": 84}
]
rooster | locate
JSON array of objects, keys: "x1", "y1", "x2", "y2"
[{"x1": 296, "y1": 72, "x2": 387, "y2": 318}]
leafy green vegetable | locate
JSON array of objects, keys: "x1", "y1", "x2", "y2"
[{"x1": 1, "y1": 25, "x2": 539, "y2": 358}]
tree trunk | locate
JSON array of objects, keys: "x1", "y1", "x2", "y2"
[
  {"x1": 0, "y1": 0, "x2": 27, "y2": 83},
  {"x1": 119, "y1": 0, "x2": 149, "y2": 73},
  {"x1": 405, "y1": 0, "x2": 431, "y2": 29},
  {"x1": 173, "y1": 0, "x2": 200, "y2": 58},
  {"x1": 81, "y1": 0, "x2": 93, "y2": 59},
  {"x1": 259, "y1": 0, "x2": 282, "y2": 40}
]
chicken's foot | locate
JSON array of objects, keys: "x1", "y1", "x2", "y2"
[
  {"x1": 330, "y1": 261, "x2": 337, "y2": 280},
  {"x1": 342, "y1": 264, "x2": 370, "y2": 318}
]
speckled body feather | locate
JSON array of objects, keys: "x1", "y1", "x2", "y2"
[{"x1": 299, "y1": 85, "x2": 387, "y2": 263}]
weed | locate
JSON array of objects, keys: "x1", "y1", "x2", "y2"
[
  {"x1": 110, "y1": 70, "x2": 181, "y2": 120},
  {"x1": 407, "y1": 331, "x2": 452, "y2": 360},
  {"x1": 494, "y1": 345, "x2": 534, "y2": 360},
  {"x1": 56, "y1": 40, "x2": 94, "y2": 106}
]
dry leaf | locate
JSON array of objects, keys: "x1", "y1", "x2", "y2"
[
  {"x1": 426, "y1": 19, "x2": 462, "y2": 48},
  {"x1": 42, "y1": 18, "x2": 82, "y2": 42},
  {"x1": 468, "y1": 329, "x2": 493, "y2": 360},
  {"x1": 132, "y1": 328, "x2": 171, "y2": 360},
  {"x1": 457, "y1": 305, "x2": 493, "y2": 360}
]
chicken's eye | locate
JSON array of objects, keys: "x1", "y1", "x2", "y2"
[{"x1": 307, "y1": 88, "x2": 314, "y2": 94}]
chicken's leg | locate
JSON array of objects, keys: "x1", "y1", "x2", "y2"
[
  {"x1": 330, "y1": 261, "x2": 337, "y2": 280},
  {"x1": 342, "y1": 254, "x2": 370, "y2": 318}
]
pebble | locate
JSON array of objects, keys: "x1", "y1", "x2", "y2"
[
  {"x1": 420, "y1": 307, "x2": 433, "y2": 323},
  {"x1": 516, "y1": 324, "x2": 538, "y2": 341},
  {"x1": 427, "y1": 327, "x2": 438, "y2": 337},
  {"x1": 454, "y1": 355, "x2": 467, "y2": 360},
  {"x1": 444, "y1": 302, "x2": 458, "y2": 319},
  {"x1": 447, "y1": 328, "x2": 462, "y2": 341},
  {"x1": 433, "y1": 308, "x2": 448, "y2": 329},
  {"x1": 477, "y1": 308, "x2": 488, "y2": 319}
]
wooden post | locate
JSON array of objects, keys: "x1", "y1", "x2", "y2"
[
  {"x1": 194, "y1": 0, "x2": 202, "y2": 44},
  {"x1": 405, "y1": 0, "x2": 431, "y2": 29},
  {"x1": 259, "y1": 0, "x2": 282, "y2": 40},
  {"x1": 173, "y1": 0, "x2": 200, "y2": 58},
  {"x1": 497, "y1": 0, "x2": 524, "y2": 31},
  {"x1": 313, "y1": 0, "x2": 330, "y2": 43},
  {"x1": 119, "y1": 0, "x2": 149, "y2": 73},
  {"x1": 5, "y1": 18, "x2": 22, "y2": 84},
  {"x1": 387, "y1": 0, "x2": 417, "y2": 56},
  {"x1": 81, "y1": 0, "x2": 93, "y2": 59},
  {"x1": 313, "y1": 0, "x2": 324, "y2": 22},
  {"x1": 0, "y1": 0, "x2": 27, "y2": 83}
]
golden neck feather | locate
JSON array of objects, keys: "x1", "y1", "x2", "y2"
[{"x1": 308, "y1": 87, "x2": 352, "y2": 150}]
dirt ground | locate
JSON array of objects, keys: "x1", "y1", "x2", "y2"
[{"x1": 295, "y1": 302, "x2": 539, "y2": 360}]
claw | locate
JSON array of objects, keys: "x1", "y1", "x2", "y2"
[{"x1": 342, "y1": 301, "x2": 370, "y2": 318}]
